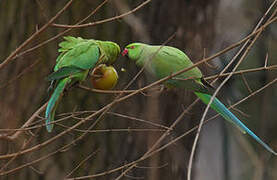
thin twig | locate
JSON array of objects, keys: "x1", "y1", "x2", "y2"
[
  {"x1": 203, "y1": 64, "x2": 277, "y2": 81},
  {"x1": 66, "y1": 149, "x2": 100, "y2": 178},
  {"x1": 8, "y1": 0, "x2": 109, "y2": 62},
  {"x1": 0, "y1": 59, "x2": 40, "y2": 89},
  {"x1": 52, "y1": 0, "x2": 152, "y2": 28},
  {"x1": 0, "y1": 102, "x2": 48, "y2": 140},
  {"x1": 0, "y1": 0, "x2": 74, "y2": 70},
  {"x1": 78, "y1": 84, "x2": 135, "y2": 94},
  {"x1": 241, "y1": 73, "x2": 253, "y2": 93}
]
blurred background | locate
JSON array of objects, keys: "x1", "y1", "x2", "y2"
[{"x1": 0, "y1": 0, "x2": 277, "y2": 179}]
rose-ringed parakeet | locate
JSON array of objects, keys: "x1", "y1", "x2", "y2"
[
  {"x1": 122, "y1": 43, "x2": 276, "y2": 155},
  {"x1": 45, "y1": 36, "x2": 120, "y2": 132}
]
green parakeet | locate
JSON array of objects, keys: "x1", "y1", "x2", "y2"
[
  {"x1": 122, "y1": 43, "x2": 276, "y2": 155},
  {"x1": 45, "y1": 36, "x2": 120, "y2": 132}
]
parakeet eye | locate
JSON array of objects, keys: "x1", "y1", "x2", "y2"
[{"x1": 130, "y1": 46, "x2": 135, "y2": 49}]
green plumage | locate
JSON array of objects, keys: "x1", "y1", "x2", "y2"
[
  {"x1": 45, "y1": 36, "x2": 120, "y2": 132},
  {"x1": 126, "y1": 43, "x2": 208, "y2": 93},
  {"x1": 123, "y1": 43, "x2": 276, "y2": 155}
]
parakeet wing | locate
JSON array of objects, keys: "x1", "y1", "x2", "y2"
[
  {"x1": 151, "y1": 46, "x2": 202, "y2": 79},
  {"x1": 46, "y1": 66, "x2": 84, "y2": 81},
  {"x1": 58, "y1": 36, "x2": 90, "y2": 53},
  {"x1": 149, "y1": 46, "x2": 208, "y2": 92},
  {"x1": 54, "y1": 42, "x2": 100, "y2": 71}
]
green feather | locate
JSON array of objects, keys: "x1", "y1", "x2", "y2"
[
  {"x1": 46, "y1": 66, "x2": 84, "y2": 81},
  {"x1": 45, "y1": 78, "x2": 71, "y2": 132},
  {"x1": 55, "y1": 42, "x2": 100, "y2": 71},
  {"x1": 58, "y1": 36, "x2": 89, "y2": 52}
]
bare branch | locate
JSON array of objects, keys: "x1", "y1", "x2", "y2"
[
  {"x1": 52, "y1": 0, "x2": 152, "y2": 28},
  {"x1": 0, "y1": 0, "x2": 74, "y2": 71}
]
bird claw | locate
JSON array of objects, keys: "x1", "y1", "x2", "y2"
[{"x1": 89, "y1": 65, "x2": 104, "y2": 78}]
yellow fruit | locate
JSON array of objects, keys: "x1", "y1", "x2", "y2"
[{"x1": 90, "y1": 64, "x2": 118, "y2": 90}]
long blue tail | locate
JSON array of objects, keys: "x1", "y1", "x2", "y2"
[
  {"x1": 194, "y1": 92, "x2": 276, "y2": 155},
  {"x1": 45, "y1": 78, "x2": 71, "y2": 132}
]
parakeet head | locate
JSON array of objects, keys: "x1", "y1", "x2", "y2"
[
  {"x1": 96, "y1": 41, "x2": 120, "y2": 64},
  {"x1": 122, "y1": 43, "x2": 145, "y2": 62}
]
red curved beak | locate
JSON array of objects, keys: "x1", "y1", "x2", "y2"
[{"x1": 122, "y1": 48, "x2": 128, "y2": 56}]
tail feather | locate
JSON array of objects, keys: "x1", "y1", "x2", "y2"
[
  {"x1": 194, "y1": 92, "x2": 276, "y2": 155},
  {"x1": 45, "y1": 78, "x2": 71, "y2": 132}
]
